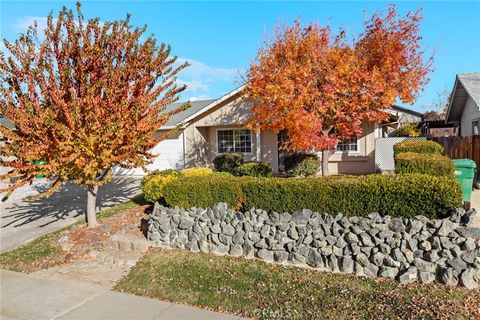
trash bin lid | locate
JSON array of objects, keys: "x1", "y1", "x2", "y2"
[{"x1": 452, "y1": 159, "x2": 477, "y2": 169}]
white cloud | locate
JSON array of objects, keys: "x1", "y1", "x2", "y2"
[
  {"x1": 189, "y1": 94, "x2": 212, "y2": 101},
  {"x1": 176, "y1": 79, "x2": 209, "y2": 92},
  {"x1": 176, "y1": 57, "x2": 243, "y2": 101},
  {"x1": 11, "y1": 16, "x2": 51, "y2": 33},
  {"x1": 177, "y1": 58, "x2": 240, "y2": 82}
]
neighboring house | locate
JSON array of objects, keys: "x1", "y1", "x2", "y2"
[
  {"x1": 0, "y1": 116, "x2": 15, "y2": 179},
  {"x1": 381, "y1": 105, "x2": 424, "y2": 137},
  {"x1": 115, "y1": 86, "x2": 424, "y2": 176},
  {"x1": 420, "y1": 120, "x2": 459, "y2": 138},
  {"x1": 445, "y1": 73, "x2": 480, "y2": 137}
]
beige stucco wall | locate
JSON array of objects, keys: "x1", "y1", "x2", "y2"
[
  {"x1": 460, "y1": 96, "x2": 480, "y2": 137},
  {"x1": 184, "y1": 93, "x2": 377, "y2": 175}
]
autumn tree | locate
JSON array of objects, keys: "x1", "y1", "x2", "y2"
[
  {"x1": 245, "y1": 6, "x2": 433, "y2": 175},
  {"x1": 0, "y1": 3, "x2": 188, "y2": 227}
]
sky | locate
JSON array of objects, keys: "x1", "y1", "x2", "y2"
[{"x1": 1, "y1": 1, "x2": 479, "y2": 113}]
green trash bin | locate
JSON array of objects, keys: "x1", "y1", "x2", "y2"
[
  {"x1": 33, "y1": 160, "x2": 46, "y2": 178},
  {"x1": 452, "y1": 159, "x2": 477, "y2": 204}
]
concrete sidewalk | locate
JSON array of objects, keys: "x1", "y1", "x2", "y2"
[
  {"x1": 0, "y1": 270, "x2": 244, "y2": 320},
  {"x1": 470, "y1": 188, "x2": 480, "y2": 228}
]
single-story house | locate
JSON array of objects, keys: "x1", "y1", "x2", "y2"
[
  {"x1": 420, "y1": 120, "x2": 459, "y2": 138},
  {"x1": 114, "y1": 86, "x2": 424, "y2": 175},
  {"x1": 445, "y1": 72, "x2": 480, "y2": 137}
]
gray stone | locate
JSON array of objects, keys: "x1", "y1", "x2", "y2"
[
  {"x1": 447, "y1": 257, "x2": 468, "y2": 270},
  {"x1": 291, "y1": 209, "x2": 311, "y2": 225},
  {"x1": 455, "y1": 227, "x2": 480, "y2": 238},
  {"x1": 461, "y1": 250, "x2": 477, "y2": 264},
  {"x1": 356, "y1": 253, "x2": 370, "y2": 267},
  {"x1": 408, "y1": 220, "x2": 423, "y2": 234},
  {"x1": 460, "y1": 269, "x2": 479, "y2": 289},
  {"x1": 274, "y1": 250, "x2": 289, "y2": 264},
  {"x1": 257, "y1": 249, "x2": 274, "y2": 262},
  {"x1": 254, "y1": 239, "x2": 268, "y2": 249},
  {"x1": 424, "y1": 250, "x2": 440, "y2": 262},
  {"x1": 372, "y1": 252, "x2": 385, "y2": 266},
  {"x1": 436, "y1": 220, "x2": 458, "y2": 236},
  {"x1": 438, "y1": 267, "x2": 458, "y2": 286},
  {"x1": 392, "y1": 248, "x2": 406, "y2": 262},
  {"x1": 378, "y1": 230, "x2": 394, "y2": 239},
  {"x1": 439, "y1": 237, "x2": 454, "y2": 250},
  {"x1": 418, "y1": 272, "x2": 435, "y2": 284},
  {"x1": 383, "y1": 256, "x2": 401, "y2": 268},
  {"x1": 216, "y1": 243, "x2": 229, "y2": 255},
  {"x1": 222, "y1": 224, "x2": 235, "y2": 236},
  {"x1": 199, "y1": 240, "x2": 209, "y2": 253},
  {"x1": 326, "y1": 235, "x2": 337, "y2": 245},
  {"x1": 288, "y1": 227, "x2": 299, "y2": 240},
  {"x1": 248, "y1": 231, "x2": 261, "y2": 242},
  {"x1": 419, "y1": 241, "x2": 432, "y2": 251},
  {"x1": 210, "y1": 224, "x2": 221, "y2": 234},
  {"x1": 232, "y1": 231, "x2": 245, "y2": 245},
  {"x1": 363, "y1": 264, "x2": 379, "y2": 277},
  {"x1": 398, "y1": 267, "x2": 418, "y2": 284},
  {"x1": 414, "y1": 258, "x2": 436, "y2": 273},
  {"x1": 306, "y1": 249, "x2": 323, "y2": 268},
  {"x1": 345, "y1": 232, "x2": 359, "y2": 244},
  {"x1": 389, "y1": 218, "x2": 406, "y2": 232},
  {"x1": 463, "y1": 238, "x2": 476, "y2": 251},
  {"x1": 279, "y1": 212, "x2": 291, "y2": 223},
  {"x1": 178, "y1": 216, "x2": 195, "y2": 230},
  {"x1": 229, "y1": 244, "x2": 243, "y2": 256},
  {"x1": 379, "y1": 266, "x2": 398, "y2": 279},
  {"x1": 359, "y1": 233, "x2": 374, "y2": 247},
  {"x1": 340, "y1": 256, "x2": 354, "y2": 273}
]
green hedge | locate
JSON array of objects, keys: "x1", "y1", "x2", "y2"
[
  {"x1": 163, "y1": 174, "x2": 462, "y2": 219},
  {"x1": 284, "y1": 153, "x2": 320, "y2": 177},
  {"x1": 235, "y1": 161, "x2": 272, "y2": 177},
  {"x1": 393, "y1": 140, "x2": 443, "y2": 158},
  {"x1": 213, "y1": 153, "x2": 244, "y2": 174},
  {"x1": 162, "y1": 176, "x2": 246, "y2": 210},
  {"x1": 395, "y1": 152, "x2": 454, "y2": 176}
]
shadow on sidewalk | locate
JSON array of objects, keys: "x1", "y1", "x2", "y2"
[{"x1": 1, "y1": 177, "x2": 141, "y2": 229}]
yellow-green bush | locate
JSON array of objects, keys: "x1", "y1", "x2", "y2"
[
  {"x1": 181, "y1": 167, "x2": 213, "y2": 177},
  {"x1": 141, "y1": 169, "x2": 183, "y2": 203},
  {"x1": 395, "y1": 152, "x2": 454, "y2": 176},
  {"x1": 393, "y1": 140, "x2": 443, "y2": 158}
]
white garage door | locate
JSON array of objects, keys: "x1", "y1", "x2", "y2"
[{"x1": 113, "y1": 131, "x2": 185, "y2": 175}]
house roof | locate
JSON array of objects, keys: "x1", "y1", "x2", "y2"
[
  {"x1": 0, "y1": 116, "x2": 15, "y2": 130},
  {"x1": 390, "y1": 105, "x2": 424, "y2": 119},
  {"x1": 446, "y1": 72, "x2": 480, "y2": 123},
  {"x1": 162, "y1": 99, "x2": 216, "y2": 128}
]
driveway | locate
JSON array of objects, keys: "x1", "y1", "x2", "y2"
[{"x1": 0, "y1": 176, "x2": 142, "y2": 253}]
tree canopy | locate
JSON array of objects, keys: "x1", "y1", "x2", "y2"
[{"x1": 245, "y1": 6, "x2": 433, "y2": 173}]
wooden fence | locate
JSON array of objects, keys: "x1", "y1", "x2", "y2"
[{"x1": 431, "y1": 135, "x2": 480, "y2": 170}]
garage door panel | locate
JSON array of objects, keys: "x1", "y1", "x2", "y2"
[{"x1": 113, "y1": 132, "x2": 184, "y2": 175}]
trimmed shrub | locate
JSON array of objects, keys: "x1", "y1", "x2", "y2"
[
  {"x1": 284, "y1": 153, "x2": 320, "y2": 177},
  {"x1": 163, "y1": 174, "x2": 462, "y2": 219},
  {"x1": 235, "y1": 161, "x2": 273, "y2": 177},
  {"x1": 141, "y1": 169, "x2": 183, "y2": 203},
  {"x1": 213, "y1": 153, "x2": 244, "y2": 174},
  {"x1": 181, "y1": 167, "x2": 213, "y2": 177},
  {"x1": 212, "y1": 171, "x2": 234, "y2": 178},
  {"x1": 163, "y1": 176, "x2": 246, "y2": 210},
  {"x1": 389, "y1": 123, "x2": 421, "y2": 137},
  {"x1": 393, "y1": 140, "x2": 443, "y2": 158},
  {"x1": 395, "y1": 152, "x2": 454, "y2": 176}
]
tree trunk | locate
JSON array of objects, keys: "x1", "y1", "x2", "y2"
[
  {"x1": 86, "y1": 186, "x2": 98, "y2": 228},
  {"x1": 321, "y1": 149, "x2": 330, "y2": 176}
]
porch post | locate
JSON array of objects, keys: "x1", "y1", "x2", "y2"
[{"x1": 256, "y1": 131, "x2": 261, "y2": 161}]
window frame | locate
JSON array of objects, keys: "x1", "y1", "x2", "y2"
[
  {"x1": 216, "y1": 128, "x2": 253, "y2": 155},
  {"x1": 335, "y1": 136, "x2": 360, "y2": 153},
  {"x1": 472, "y1": 119, "x2": 480, "y2": 136}
]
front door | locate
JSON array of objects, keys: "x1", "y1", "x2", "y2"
[{"x1": 277, "y1": 130, "x2": 289, "y2": 172}]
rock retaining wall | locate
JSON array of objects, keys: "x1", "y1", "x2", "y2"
[{"x1": 147, "y1": 203, "x2": 480, "y2": 289}]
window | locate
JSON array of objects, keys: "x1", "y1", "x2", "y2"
[
  {"x1": 217, "y1": 129, "x2": 252, "y2": 153},
  {"x1": 336, "y1": 137, "x2": 359, "y2": 152},
  {"x1": 473, "y1": 119, "x2": 480, "y2": 136}
]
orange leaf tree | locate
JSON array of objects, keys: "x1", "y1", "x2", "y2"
[
  {"x1": 245, "y1": 6, "x2": 433, "y2": 175},
  {"x1": 0, "y1": 3, "x2": 188, "y2": 227}
]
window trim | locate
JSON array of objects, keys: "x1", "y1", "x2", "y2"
[
  {"x1": 216, "y1": 128, "x2": 253, "y2": 155},
  {"x1": 472, "y1": 118, "x2": 480, "y2": 136},
  {"x1": 335, "y1": 136, "x2": 361, "y2": 154}
]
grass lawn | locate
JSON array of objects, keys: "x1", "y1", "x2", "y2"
[
  {"x1": 115, "y1": 248, "x2": 480, "y2": 320},
  {"x1": 0, "y1": 194, "x2": 146, "y2": 273}
]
